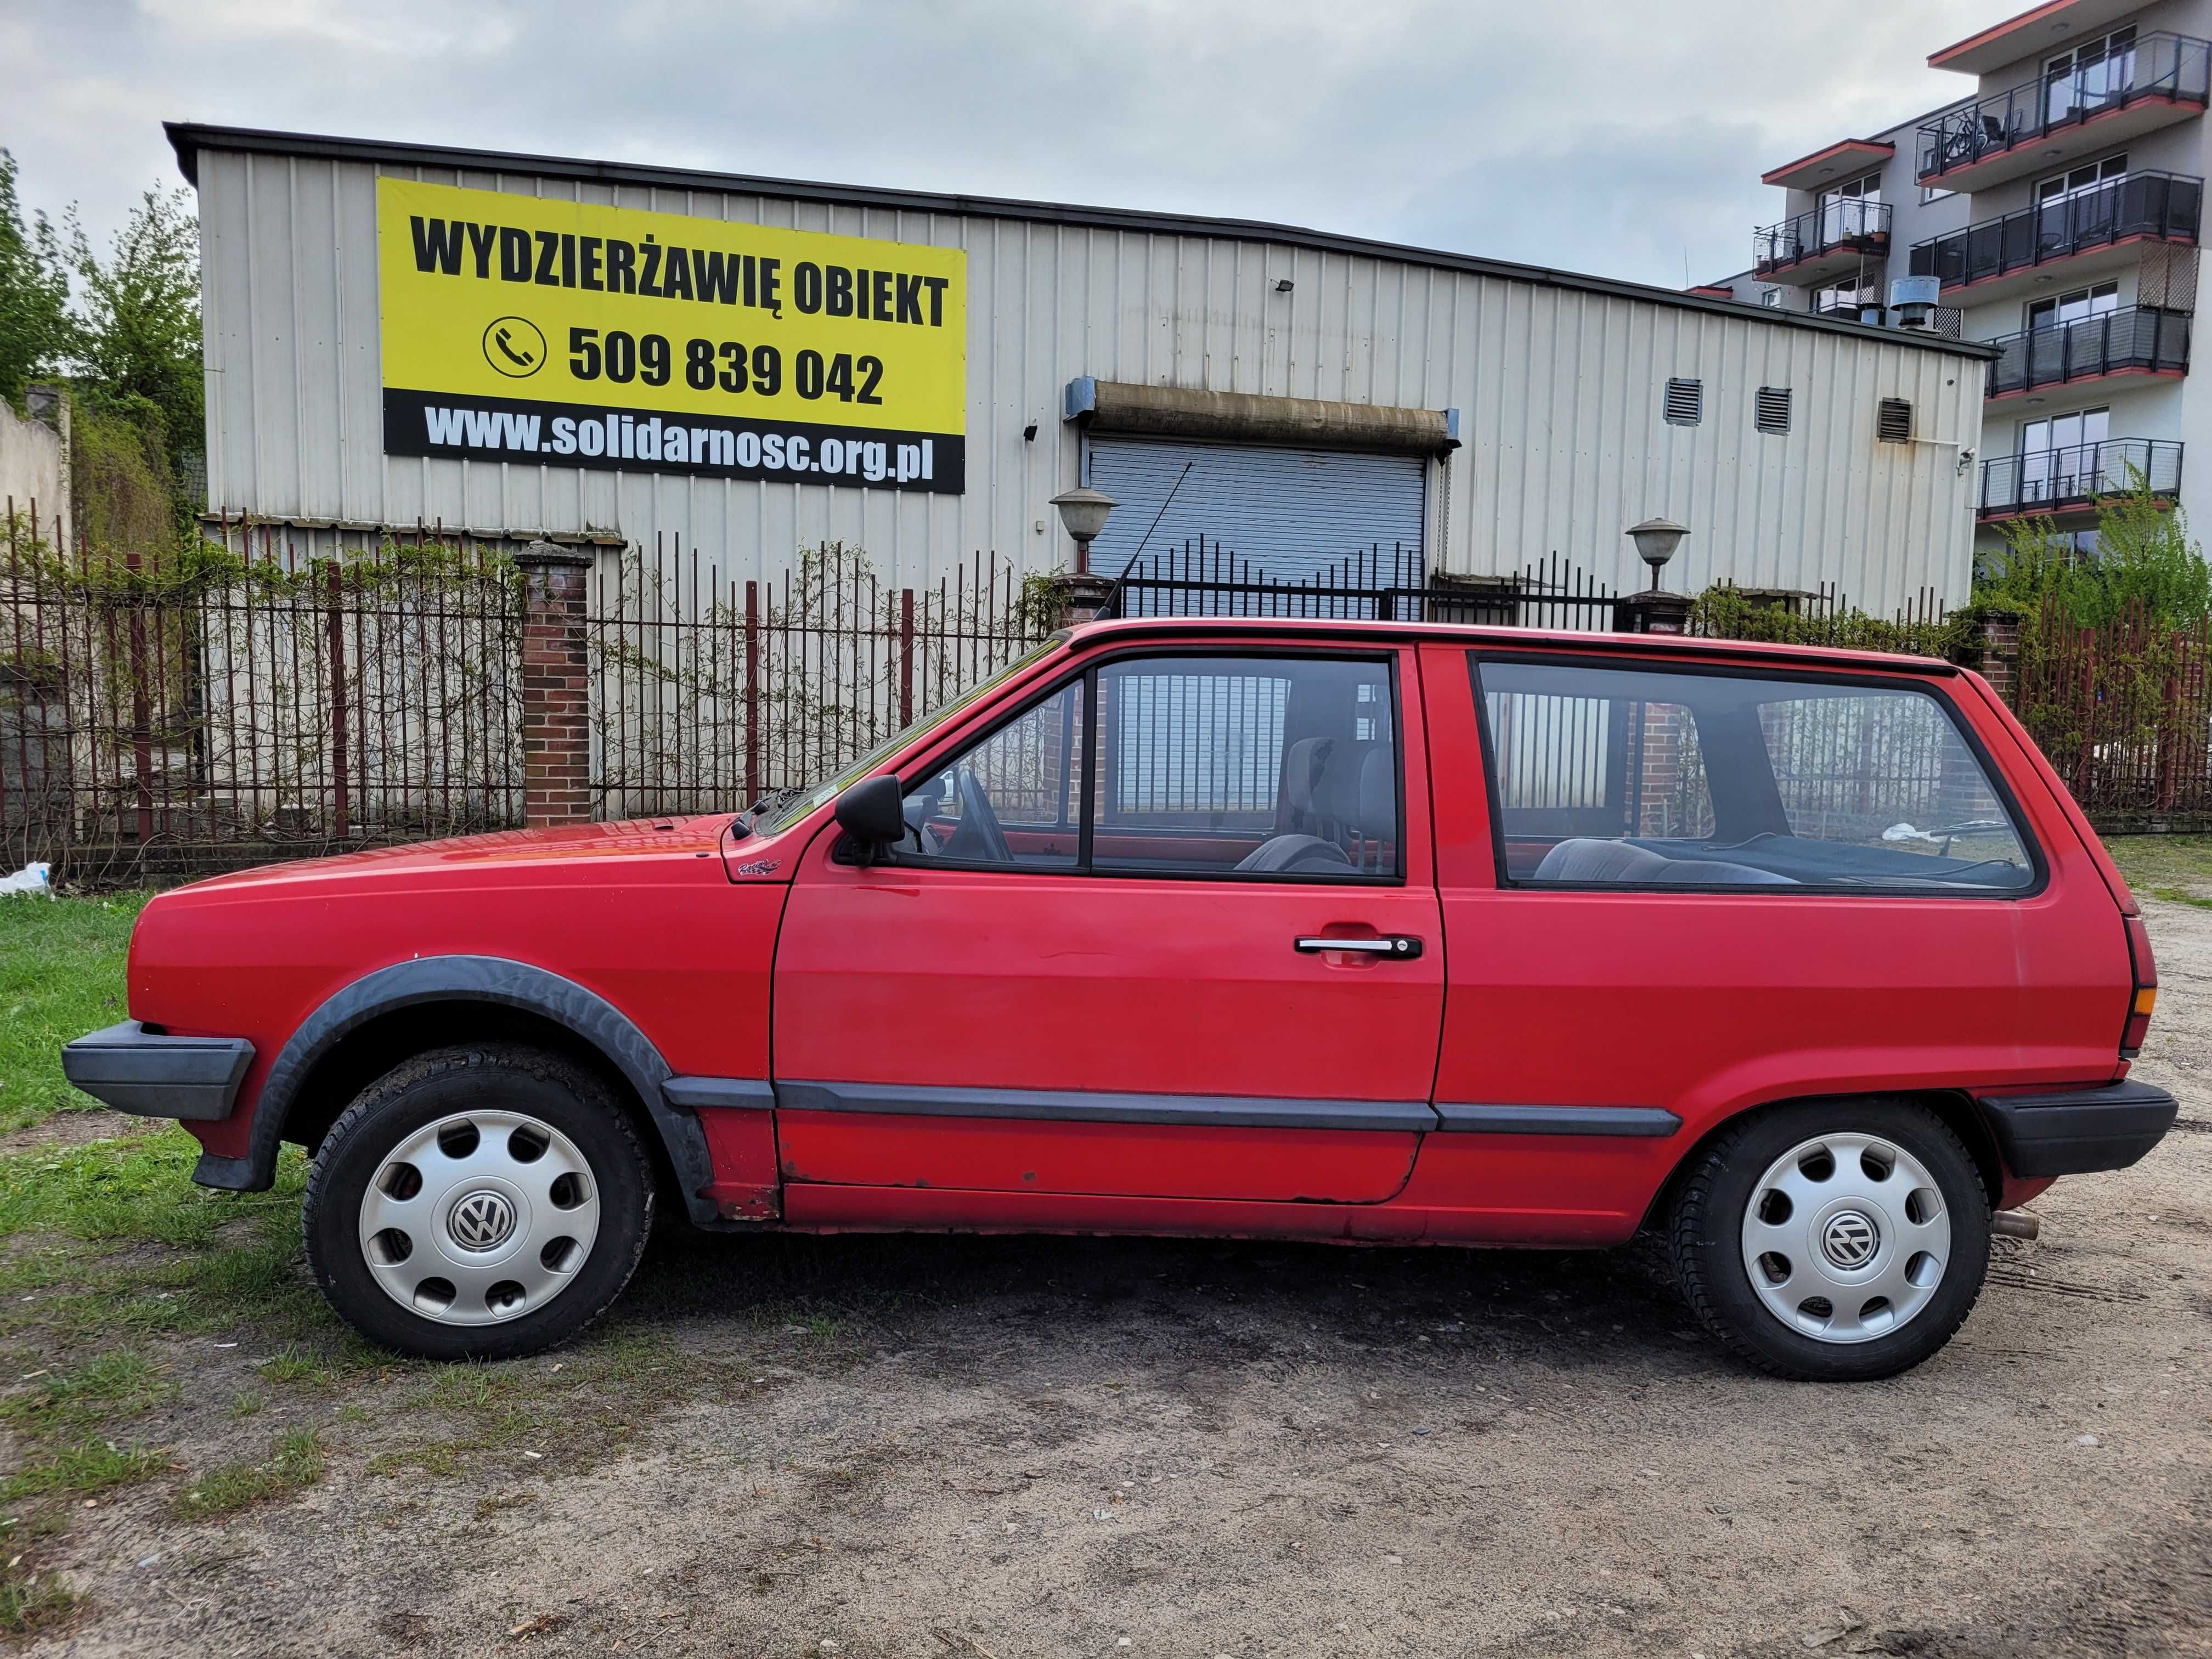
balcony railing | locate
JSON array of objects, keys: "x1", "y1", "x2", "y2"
[
  {"x1": 1918, "y1": 32, "x2": 2211, "y2": 182},
  {"x1": 1908, "y1": 171, "x2": 2202, "y2": 290},
  {"x1": 1754, "y1": 198, "x2": 1892, "y2": 275},
  {"x1": 1977, "y1": 437, "x2": 2183, "y2": 517},
  {"x1": 1986, "y1": 306, "x2": 2192, "y2": 398}
]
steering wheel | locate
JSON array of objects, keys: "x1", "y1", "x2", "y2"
[{"x1": 950, "y1": 764, "x2": 1013, "y2": 864}]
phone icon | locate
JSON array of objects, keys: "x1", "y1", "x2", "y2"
[{"x1": 481, "y1": 317, "x2": 548, "y2": 379}]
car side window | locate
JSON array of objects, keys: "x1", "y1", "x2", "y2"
[
  {"x1": 898, "y1": 678, "x2": 1086, "y2": 868},
  {"x1": 889, "y1": 653, "x2": 1398, "y2": 880},
  {"x1": 1473, "y1": 656, "x2": 2036, "y2": 891},
  {"x1": 1091, "y1": 654, "x2": 1397, "y2": 878}
]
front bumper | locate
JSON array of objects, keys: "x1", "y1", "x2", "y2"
[
  {"x1": 1975, "y1": 1079, "x2": 2179, "y2": 1178},
  {"x1": 60, "y1": 1022, "x2": 255, "y2": 1121}
]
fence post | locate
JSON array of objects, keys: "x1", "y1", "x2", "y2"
[
  {"x1": 743, "y1": 579, "x2": 760, "y2": 806},
  {"x1": 125, "y1": 548, "x2": 154, "y2": 842},
  {"x1": 899, "y1": 589, "x2": 915, "y2": 727},
  {"x1": 326, "y1": 565, "x2": 350, "y2": 841},
  {"x1": 1047, "y1": 569, "x2": 1116, "y2": 628},
  {"x1": 516, "y1": 541, "x2": 595, "y2": 828},
  {"x1": 1970, "y1": 606, "x2": 2022, "y2": 705}
]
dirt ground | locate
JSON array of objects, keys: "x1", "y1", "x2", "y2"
[{"x1": 9, "y1": 912, "x2": 2212, "y2": 1658}]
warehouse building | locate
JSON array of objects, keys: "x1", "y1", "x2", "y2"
[{"x1": 170, "y1": 123, "x2": 1995, "y2": 612}]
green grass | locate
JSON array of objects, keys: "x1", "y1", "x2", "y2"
[
  {"x1": 2104, "y1": 834, "x2": 2212, "y2": 898},
  {"x1": 0, "y1": 1351, "x2": 173, "y2": 1440},
  {"x1": 0, "y1": 1438, "x2": 171, "y2": 1503},
  {"x1": 173, "y1": 1429, "x2": 325, "y2": 1520},
  {"x1": 0, "y1": 891, "x2": 152, "y2": 1135}
]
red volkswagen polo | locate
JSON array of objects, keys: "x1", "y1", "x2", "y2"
[{"x1": 64, "y1": 618, "x2": 2175, "y2": 1380}]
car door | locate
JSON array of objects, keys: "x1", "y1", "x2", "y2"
[
  {"x1": 771, "y1": 641, "x2": 1444, "y2": 1208},
  {"x1": 1402, "y1": 640, "x2": 2129, "y2": 1244}
]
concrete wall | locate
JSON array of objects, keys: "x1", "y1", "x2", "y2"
[{"x1": 0, "y1": 392, "x2": 69, "y2": 532}]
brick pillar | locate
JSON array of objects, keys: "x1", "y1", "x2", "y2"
[
  {"x1": 516, "y1": 542, "x2": 595, "y2": 828},
  {"x1": 1048, "y1": 569, "x2": 1117, "y2": 629},
  {"x1": 1613, "y1": 589, "x2": 1694, "y2": 634},
  {"x1": 1974, "y1": 608, "x2": 2022, "y2": 706}
]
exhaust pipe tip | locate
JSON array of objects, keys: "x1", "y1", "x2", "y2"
[{"x1": 1991, "y1": 1209, "x2": 2041, "y2": 1241}]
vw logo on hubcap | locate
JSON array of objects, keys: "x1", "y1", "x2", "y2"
[
  {"x1": 1822, "y1": 1210, "x2": 1880, "y2": 1269},
  {"x1": 448, "y1": 1189, "x2": 517, "y2": 1252}
]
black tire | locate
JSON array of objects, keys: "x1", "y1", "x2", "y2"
[
  {"x1": 303, "y1": 1043, "x2": 655, "y2": 1361},
  {"x1": 1667, "y1": 1097, "x2": 1991, "y2": 1382}
]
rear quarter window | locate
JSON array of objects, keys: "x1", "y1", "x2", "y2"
[{"x1": 1471, "y1": 654, "x2": 2040, "y2": 893}]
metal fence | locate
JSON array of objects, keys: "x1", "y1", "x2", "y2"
[
  {"x1": 1984, "y1": 306, "x2": 2191, "y2": 400},
  {"x1": 4, "y1": 505, "x2": 526, "y2": 881},
  {"x1": 1909, "y1": 171, "x2": 2204, "y2": 291},
  {"x1": 2015, "y1": 599, "x2": 2212, "y2": 829},
  {"x1": 1100, "y1": 540, "x2": 1620, "y2": 630},
  {"x1": 1916, "y1": 32, "x2": 2212, "y2": 185},
  {"x1": 1977, "y1": 438, "x2": 2185, "y2": 518},
  {"x1": 589, "y1": 540, "x2": 1048, "y2": 820}
]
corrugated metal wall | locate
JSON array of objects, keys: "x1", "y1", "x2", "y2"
[
  {"x1": 1083, "y1": 438, "x2": 1426, "y2": 583},
  {"x1": 197, "y1": 145, "x2": 1988, "y2": 611}
]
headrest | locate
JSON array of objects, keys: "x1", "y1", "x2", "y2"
[
  {"x1": 1280, "y1": 737, "x2": 1333, "y2": 816},
  {"x1": 1357, "y1": 747, "x2": 1396, "y2": 840}
]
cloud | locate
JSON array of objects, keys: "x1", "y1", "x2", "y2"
[{"x1": 6, "y1": 0, "x2": 1996, "y2": 285}]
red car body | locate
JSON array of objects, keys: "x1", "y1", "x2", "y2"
[{"x1": 78, "y1": 618, "x2": 2168, "y2": 1259}]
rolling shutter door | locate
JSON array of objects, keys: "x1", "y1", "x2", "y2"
[{"x1": 1084, "y1": 438, "x2": 1426, "y2": 584}]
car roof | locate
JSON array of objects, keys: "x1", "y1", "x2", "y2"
[{"x1": 1062, "y1": 615, "x2": 1961, "y2": 678}]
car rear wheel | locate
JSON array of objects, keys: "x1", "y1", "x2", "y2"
[
  {"x1": 303, "y1": 1043, "x2": 654, "y2": 1361},
  {"x1": 1667, "y1": 1098, "x2": 1991, "y2": 1381}
]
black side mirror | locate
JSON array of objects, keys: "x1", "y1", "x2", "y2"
[{"x1": 834, "y1": 774, "x2": 906, "y2": 863}]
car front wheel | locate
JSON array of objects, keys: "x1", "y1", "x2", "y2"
[
  {"x1": 303, "y1": 1043, "x2": 655, "y2": 1361},
  {"x1": 1667, "y1": 1098, "x2": 1992, "y2": 1382}
]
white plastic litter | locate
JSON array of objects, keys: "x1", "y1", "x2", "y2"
[{"x1": 0, "y1": 862, "x2": 52, "y2": 898}]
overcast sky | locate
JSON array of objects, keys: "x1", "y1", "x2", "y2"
[{"x1": 7, "y1": 0, "x2": 1999, "y2": 290}]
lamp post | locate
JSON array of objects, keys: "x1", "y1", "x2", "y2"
[
  {"x1": 1049, "y1": 486, "x2": 1118, "y2": 575},
  {"x1": 1616, "y1": 517, "x2": 1692, "y2": 634}
]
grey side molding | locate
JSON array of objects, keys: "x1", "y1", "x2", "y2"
[
  {"x1": 223, "y1": 955, "x2": 722, "y2": 1226},
  {"x1": 1434, "y1": 1103, "x2": 1681, "y2": 1137},
  {"x1": 779, "y1": 1080, "x2": 1440, "y2": 1133}
]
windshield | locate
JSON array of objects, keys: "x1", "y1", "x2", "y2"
[{"x1": 759, "y1": 636, "x2": 1065, "y2": 834}]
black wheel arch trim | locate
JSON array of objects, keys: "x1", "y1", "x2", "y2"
[{"x1": 216, "y1": 955, "x2": 723, "y2": 1227}]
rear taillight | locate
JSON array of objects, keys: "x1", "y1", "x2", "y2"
[{"x1": 2121, "y1": 913, "x2": 2158, "y2": 1059}]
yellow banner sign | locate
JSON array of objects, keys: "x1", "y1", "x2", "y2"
[{"x1": 376, "y1": 178, "x2": 968, "y2": 492}]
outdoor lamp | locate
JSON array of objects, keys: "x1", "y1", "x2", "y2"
[
  {"x1": 1626, "y1": 517, "x2": 1690, "y2": 590},
  {"x1": 1050, "y1": 486, "x2": 1118, "y2": 574}
]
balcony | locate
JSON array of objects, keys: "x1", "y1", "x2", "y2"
[
  {"x1": 1985, "y1": 306, "x2": 2192, "y2": 400},
  {"x1": 1977, "y1": 437, "x2": 2183, "y2": 520},
  {"x1": 1907, "y1": 170, "x2": 2201, "y2": 305},
  {"x1": 1918, "y1": 33, "x2": 2211, "y2": 191},
  {"x1": 1753, "y1": 198, "x2": 1892, "y2": 285}
]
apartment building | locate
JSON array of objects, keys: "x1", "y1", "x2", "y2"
[{"x1": 1709, "y1": 0, "x2": 2209, "y2": 552}]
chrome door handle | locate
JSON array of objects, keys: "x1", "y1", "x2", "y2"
[{"x1": 1295, "y1": 935, "x2": 1423, "y2": 959}]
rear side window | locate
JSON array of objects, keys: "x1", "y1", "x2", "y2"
[{"x1": 1472, "y1": 656, "x2": 2036, "y2": 892}]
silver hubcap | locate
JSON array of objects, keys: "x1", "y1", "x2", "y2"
[
  {"x1": 1739, "y1": 1132, "x2": 1951, "y2": 1345},
  {"x1": 359, "y1": 1110, "x2": 601, "y2": 1327}
]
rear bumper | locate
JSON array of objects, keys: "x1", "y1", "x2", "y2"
[
  {"x1": 1975, "y1": 1080, "x2": 2179, "y2": 1178},
  {"x1": 60, "y1": 1022, "x2": 254, "y2": 1122}
]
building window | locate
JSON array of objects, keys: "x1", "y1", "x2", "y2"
[
  {"x1": 1759, "y1": 287, "x2": 1784, "y2": 308},
  {"x1": 2038, "y1": 153, "x2": 2128, "y2": 207},
  {"x1": 1664, "y1": 379, "x2": 1703, "y2": 426},
  {"x1": 1877, "y1": 399, "x2": 1914, "y2": 443},
  {"x1": 1819, "y1": 172, "x2": 1883, "y2": 243},
  {"x1": 1813, "y1": 280, "x2": 1878, "y2": 317},
  {"x1": 1921, "y1": 185, "x2": 1957, "y2": 205},
  {"x1": 2047, "y1": 26, "x2": 2137, "y2": 125},
  {"x1": 2019, "y1": 408, "x2": 2109, "y2": 503},
  {"x1": 1756, "y1": 387, "x2": 1793, "y2": 435},
  {"x1": 2027, "y1": 281, "x2": 2119, "y2": 331}
]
